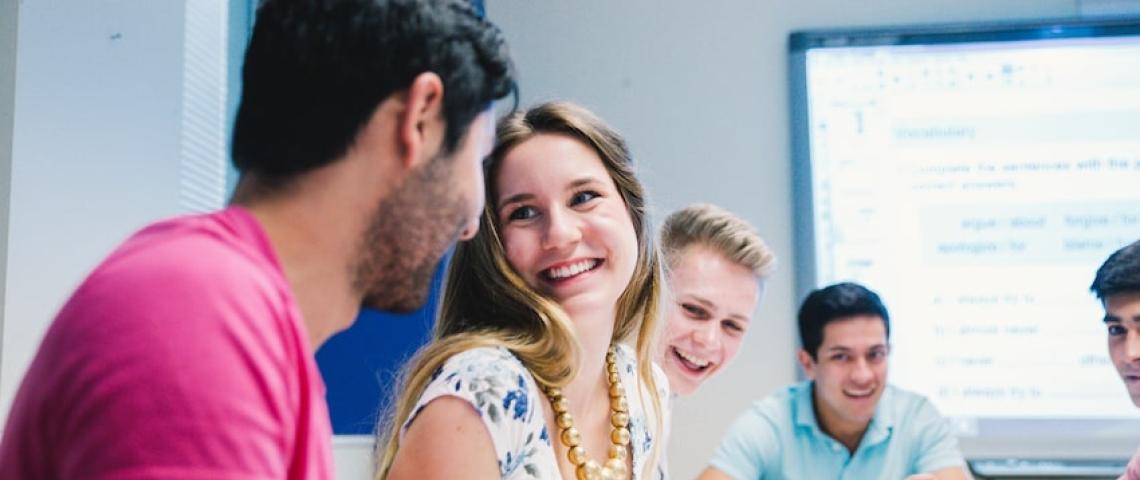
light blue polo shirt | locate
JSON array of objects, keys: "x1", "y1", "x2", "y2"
[{"x1": 708, "y1": 381, "x2": 964, "y2": 480}]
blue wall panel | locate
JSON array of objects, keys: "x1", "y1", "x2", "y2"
[{"x1": 315, "y1": 261, "x2": 444, "y2": 435}]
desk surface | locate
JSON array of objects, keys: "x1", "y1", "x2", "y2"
[{"x1": 970, "y1": 458, "x2": 1127, "y2": 479}]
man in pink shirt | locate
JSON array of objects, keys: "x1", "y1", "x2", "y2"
[
  {"x1": 1090, "y1": 240, "x2": 1140, "y2": 480},
  {"x1": 0, "y1": 0, "x2": 515, "y2": 478}
]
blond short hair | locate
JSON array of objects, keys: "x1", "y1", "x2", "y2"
[{"x1": 661, "y1": 203, "x2": 776, "y2": 278}]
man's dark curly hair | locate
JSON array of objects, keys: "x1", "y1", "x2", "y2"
[
  {"x1": 798, "y1": 282, "x2": 890, "y2": 359},
  {"x1": 1091, "y1": 239, "x2": 1140, "y2": 301},
  {"x1": 231, "y1": 0, "x2": 515, "y2": 188}
]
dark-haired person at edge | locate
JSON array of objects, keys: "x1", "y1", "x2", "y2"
[
  {"x1": 0, "y1": 1, "x2": 515, "y2": 478},
  {"x1": 699, "y1": 282, "x2": 969, "y2": 480},
  {"x1": 1090, "y1": 240, "x2": 1140, "y2": 480}
]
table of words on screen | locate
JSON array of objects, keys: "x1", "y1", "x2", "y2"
[{"x1": 805, "y1": 34, "x2": 1140, "y2": 420}]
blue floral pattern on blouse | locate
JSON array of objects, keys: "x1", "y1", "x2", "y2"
[{"x1": 402, "y1": 345, "x2": 672, "y2": 479}]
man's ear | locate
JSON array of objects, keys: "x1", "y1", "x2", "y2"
[
  {"x1": 797, "y1": 349, "x2": 817, "y2": 380},
  {"x1": 398, "y1": 72, "x2": 445, "y2": 169}
]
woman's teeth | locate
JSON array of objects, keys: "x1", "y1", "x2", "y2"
[{"x1": 545, "y1": 259, "x2": 599, "y2": 280}]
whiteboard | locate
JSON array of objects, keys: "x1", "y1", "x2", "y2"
[{"x1": 790, "y1": 17, "x2": 1140, "y2": 459}]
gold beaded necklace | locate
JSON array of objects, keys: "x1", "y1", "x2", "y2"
[{"x1": 541, "y1": 345, "x2": 631, "y2": 480}]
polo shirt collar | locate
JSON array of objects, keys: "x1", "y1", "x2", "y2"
[
  {"x1": 792, "y1": 381, "x2": 819, "y2": 430},
  {"x1": 862, "y1": 386, "x2": 894, "y2": 447},
  {"x1": 793, "y1": 381, "x2": 894, "y2": 448}
]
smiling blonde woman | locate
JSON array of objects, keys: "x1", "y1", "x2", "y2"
[{"x1": 377, "y1": 101, "x2": 669, "y2": 480}]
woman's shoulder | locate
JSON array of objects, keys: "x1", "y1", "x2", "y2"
[
  {"x1": 425, "y1": 346, "x2": 537, "y2": 411},
  {"x1": 436, "y1": 346, "x2": 528, "y2": 377},
  {"x1": 410, "y1": 345, "x2": 545, "y2": 435},
  {"x1": 406, "y1": 346, "x2": 557, "y2": 478}
]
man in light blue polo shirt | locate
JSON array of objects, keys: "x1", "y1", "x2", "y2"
[{"x1": 699, "y1": 282, "x2": 969, "y2": 480}]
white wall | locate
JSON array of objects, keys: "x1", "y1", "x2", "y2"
[
  {"x1": 0, "y1": 0, "x2": 17, "y2": 376},
  {"x1": 487, "y1": 1, "x2": 1079, "y2": 477},
  {"x1": 0, "y1": 1, "x2": 228, "y2": 425}
]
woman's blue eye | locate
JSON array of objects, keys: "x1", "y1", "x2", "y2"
[
  {"x1": 1109, "y1": 324, "x2": 1127, "y2": 336},
  {"x1": 507, "y1": 206, "x2": 537, "y2": 221},
  {"x1": 570, "y1": 190, "x2": 600, "y2": 206}
]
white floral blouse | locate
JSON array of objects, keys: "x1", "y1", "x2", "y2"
[{"x1": 402, "y1": 344, "x2": 671, "y2": 479}]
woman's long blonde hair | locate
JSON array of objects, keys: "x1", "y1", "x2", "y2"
[{"x1": 375, "y1": 101, "x2": 665, "y2": 478}]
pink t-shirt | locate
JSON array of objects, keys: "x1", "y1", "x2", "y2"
[{"x1": 0, "y1": 207, "x2": 333, "y2": 479}]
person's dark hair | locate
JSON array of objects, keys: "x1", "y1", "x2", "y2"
[
  {"x1": 798, "y1": 282, "x2": 890, "y2": 359},
  {"x1": 1091, "y1": 239, "x2": 1140, "y2": 301},
  {"x1": 231, "y1": 0, "x2": 515, "y2": 188}
]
